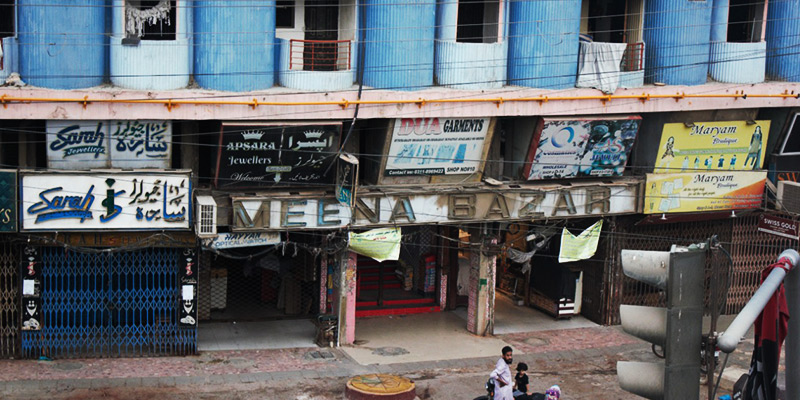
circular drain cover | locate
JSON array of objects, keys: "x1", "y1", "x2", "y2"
[
  {"x1": 372, "y1": 347, "x2": 409, "y2": 356},
  {"x1": 524, "y1": 337, "x2": 549, "y2": 347},
  {"x1": 346, "y1": 374, "x2": 415, "y2": 400}
]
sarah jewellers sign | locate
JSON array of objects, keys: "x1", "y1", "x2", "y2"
[
  {"x1": 215, "y1": 122, "x2": 341, "y2": 189},
  {"x1": 385, "y1": 118, "x2": 491, "y2": 176},
  {"x1": 21, "y1": 172, "x2": 191, "y2": 231},
  {"x1": 46, "y1": 121, "x2": 172, "y2": 169},
  {"x1": 230, "y1": 180, "x2": 640, "y2": 230}
]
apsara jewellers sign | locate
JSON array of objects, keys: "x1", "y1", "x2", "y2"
[
  {"x1": 215, "y1": 122, "x2": 341, "y2": 189},
  {"x1": 46, "y1": 120, "x2": 172, "y2": 169},
  {"x1": 21, "y1": 172, "x2": 191, "y2": 230}
]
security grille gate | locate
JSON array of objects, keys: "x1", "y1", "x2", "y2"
[
  {"x1": 0, "y1": 241, "x2": 17, "y2": 358},
  {"x1": 21, "y1": 248, "x2": 195, "y2": 358}
]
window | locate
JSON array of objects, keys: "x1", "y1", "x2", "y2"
[
  {"x1": 125, "y1": 0, "x2": 177, "y2": 41},
  {"x1": 581, "y1": 0, "x2": 626, "y2": 43},
  {"x1": 727, "y1": 0, "x2": 765, "y2": 43},
  {"x1": 0, "y1": 0, "x2": 14, "y2": 39},
  {"x1": 456, "y1": 0, "x2": 500, "y2": 44},
  {"x1": 276, "y1": 0, "x2": 295, "y2": 29},
  {"x1": 781, "y1": 113, "x2": 800, "y2": 155}
]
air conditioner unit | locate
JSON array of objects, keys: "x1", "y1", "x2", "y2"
[
  {"x1": 777, "y1": 181, "x2": 800, "y2": 214},
  {"x1": 195, "y1": 195, "x2": 218, "y2": 238}
]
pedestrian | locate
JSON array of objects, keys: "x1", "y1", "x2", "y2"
[{"x1": 490, "y1": 346, "x2": 514, "y2": 400}]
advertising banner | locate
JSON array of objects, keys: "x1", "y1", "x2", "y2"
[
  {"x1": 757, "y1": 214, "x2": 800, "y2": 240},
  {"x1": 524, "y1": 116, "x2": 640, "y2": 180},
  {"x1": 385, "y1": 118, "x2": 490, "y2": 176},
  {"x1": 215, "y1": 122, "x2": 341, "y2": 188},
  {"x1": 208, "y1": 232, "x2": 282, "y2": 249},
  {"x1": 21, "y1": 172, "x2": 191, "y2": 230},
  {"x1": 644, "y1": 171, "x2": 767, "y2": 214},
  {"x1": 654, "y1": 120, "x2": 770, "y2": 173},
  {"x1": 46, "y1": 120, "x2": 171, "y2": 169},
  {"x1": 349, "y1": 228, "x2": 402, "y2": 262},
  {"x1": 0, "y1": 170, "x2": 16, "y2": 232},
  {"x1": 559, "y1": 220, "x2": 603, "y2": 263}
]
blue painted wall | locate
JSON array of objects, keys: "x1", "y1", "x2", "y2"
[
  {"x1": 18, "y1": 0, "x2": 106, "y2": 89},
  {"x1": 507, "y1": 0, "x2": 581, "y2": 89},
  {"x1": 194, "y1": 0, "x2": 276, "y2": 91},
  {"x1": 362, "y1": 0, "x2": 435, "y2": 90},
  {"x1": 643, "y1": 0, "x2": 712, "y2": 85},
  {"x1": 766, "y1": 0, "x2": 800, "y2": 81}
]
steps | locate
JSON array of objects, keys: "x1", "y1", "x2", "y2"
[{"x1": 355, "y1": 257, "x2": 440, "y2": 318}]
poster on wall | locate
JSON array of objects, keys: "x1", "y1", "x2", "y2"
[
  {"x1": 46, "y1": 120, "x2": 172, "y2": 169},
  {"x1": 215, "y1": 122, "x2": 341, "y2": 189},
  {"x1": 21, "y1": 172, "x2": 191, "y2": 230},
  {"x1": 653, "y1": 120, "x2": 770, "y2": 173},
  {"x1": 384, "y1": 118, "x2": 491, "y2": 176},
  {"x1": 0, "y1": 170, "x2": 16, "y2": 232},
  {"x1": 643, "y1": 171, "x2": 767, "y2": 214},
  {"x1": 523, "y1": 116, "x2": 641, "y2": 180},
  {"x1": 20, "y1": 247, "x2": 42, "y2": 331},
  {"x1": 179, "y1": 249, "x2": 198, "y2": 327}
]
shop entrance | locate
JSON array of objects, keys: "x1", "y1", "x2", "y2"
[
  {"x1": 198, "y1": 243, "x2": 320, "y2": 350},
  {"x1": 0, "y1": 240, "x2": 17, "y2": 358}
]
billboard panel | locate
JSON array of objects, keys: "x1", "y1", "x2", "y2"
[{"x1": 644, "y1": 171, "x2": 766, "y2": 214}]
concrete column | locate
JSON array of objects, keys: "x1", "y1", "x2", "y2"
[
  {"x1": 467, "y1": 233, "x2": 497, "y2": 336},
  {"x1": 336, "y1": 250, "x2": 358, "y2": 345},
  {"x1": 179, "y1": 121, "x2": 199, "y2": 184}
]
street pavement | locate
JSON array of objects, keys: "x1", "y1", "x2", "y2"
[{"x1": 0, "y1": 322, "x2": 760, "y2": 400}]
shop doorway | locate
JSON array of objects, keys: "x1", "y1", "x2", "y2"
[
  {"x1": 197, "y1": 244, "x2": 319, "y2": 350},
  {"x1": 0, "y1": 240, "x2": 17, "y2": 358}
]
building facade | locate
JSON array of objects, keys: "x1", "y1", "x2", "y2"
[{"x1": 0, "y1": 0, "x2": 799, "y2": 358}]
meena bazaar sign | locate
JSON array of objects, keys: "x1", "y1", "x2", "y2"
[
  {"x1": 22, "y1": 172, "x2": 191, "y2": 231},
  {"x1": 230, "y1": 180, "x2": 640, "y2": 230}
]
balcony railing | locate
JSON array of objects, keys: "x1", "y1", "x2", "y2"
[
  {"x1": 289, "y1": 39, "x2": 351, "y2": 72},
  {"x1": 622, "y1": 42, "x2": 644, "y2": 72}
]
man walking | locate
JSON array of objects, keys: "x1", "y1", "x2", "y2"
[{"x1": 491, "y1": 346, "x2": 514, "y2": 400}]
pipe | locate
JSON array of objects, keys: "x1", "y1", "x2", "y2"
[
  {"x1": 786, "y1": 250, "x2": 800, "y2": 400},
  {"x1": 717, "y1": 249, "x2": 799, "y2": 353},
  {"x1": 1, "y1": 92, "x2": 799, "y2": 111}
]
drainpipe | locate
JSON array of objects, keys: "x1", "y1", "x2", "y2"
[{"x1": 717, "y1": 249, "x2": 800, "y2": 399}]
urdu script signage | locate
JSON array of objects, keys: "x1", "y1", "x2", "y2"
[{"x1": 21, "y1": 172, "x2": 191, "y2": 231}]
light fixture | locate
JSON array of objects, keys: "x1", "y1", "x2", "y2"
[
  {"x1": 660, "y1": 214, "x2": 667, "y2": 221},
  {"x1": 683, "y1": 122, "x2": 695, "y2": 128},
  {"x1": 731, "y1": 210, "x2": 737, "y2": 218},
  {"x1": 746, "y1": 120, "x2": 757, "y2": 125}
]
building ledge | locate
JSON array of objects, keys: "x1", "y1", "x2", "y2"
[{"x1": 1, "y1": 81, "x2": 799, "y2": 121}]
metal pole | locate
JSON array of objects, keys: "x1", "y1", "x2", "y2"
[
  {"x1": 718, "y1": 250, "x2": 799, "y2": 354},
  {"x1": 786, "y1": 254, "x2": 800, "y2": 400}
]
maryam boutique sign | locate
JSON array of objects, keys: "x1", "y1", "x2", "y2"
[
  {"x1": 384, "y1": 118, "x2": 491, "y2": 176},
  {"x1": 643, "y1": 171, "x2": 766, "y2": 214},
  {"x1": 21, "y1": 172, "x2": 191, "y2": 230},
  {"x1": 215, "y1": 122, "x2": 341, "y2": 189},
  {"x1": 523, "y1": 116, "x2": 640, "y2": 180},
  {"x1": 653, "y1": 120, "x2": 770, "y2": 173},
  {"x1": 230, "y1": 180, "x2": 640, "y2": 230},
  {"x1": 46, "y1": 120, "x2": 172, "y2": 169}
]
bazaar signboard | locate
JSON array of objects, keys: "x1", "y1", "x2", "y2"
[{"x1": 230, "y1": 180, "x2": 640, "y2": 230}]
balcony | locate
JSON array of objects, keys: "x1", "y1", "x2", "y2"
[
  {"x1": 0, "y1": 37, "x2": 15, "y2": 81},
  {"x1": 710, "y1": 41, "x2": 766, "y2": 84},
  {"x1": 435, "y1": 40, "x2": 507, "y2": 90},
  {"x1": 576, "y1": 42, "x2": 645, "y2": 93},
  {"x1": 278, "y1": 38, "x2": 355, "y2": 92}
]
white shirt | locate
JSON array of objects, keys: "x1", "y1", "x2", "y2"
[{"x1": 490, "y1": 358, "x2": 513, "y2": 400}]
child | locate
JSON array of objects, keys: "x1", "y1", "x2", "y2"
[{"x1": 513, "y1": 362, "x2": 530, "y2": 399}]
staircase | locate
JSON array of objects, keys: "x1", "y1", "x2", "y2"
[{"x1": 355, "y1": 257, "x2": 439, "y2": 317}]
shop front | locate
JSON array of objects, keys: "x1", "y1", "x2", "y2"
[
  {"x1": 19, "y1": 171, "x2": 194, "y2": 358},
  {"x1": 0, "y1": 169, "x2": 18, "y2": 358}
]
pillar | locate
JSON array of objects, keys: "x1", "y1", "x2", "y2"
[
  {"x1": 467, "y1": 233, "x2": 497, "y2": 336},
  {"x1": 710, "y1": 0, "x2": 729, "y2": 43},
  {"x1": 336, "y1": 250, "x2": 358, "y2": 345}
]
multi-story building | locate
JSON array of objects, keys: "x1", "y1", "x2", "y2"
[{"x1": 0, "y1": 0, "x2": 798, "y2": 359}]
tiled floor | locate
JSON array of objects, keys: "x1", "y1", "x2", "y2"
[{"x1": 198, "y1": 319, "x2": 318, "y2": 351}]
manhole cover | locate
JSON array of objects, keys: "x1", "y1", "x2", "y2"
[
  {"x1": 51, "y1": 362, "x2": 84, "y2": 371},
  {"x1": 346, "y1": 374, "x2": 415, "y2": 400},
  {"x1": 305, "y1": 350, "x2": 336, "y2": 361},
  {"x1": 372, "y1": 347, "x2": 409, "y2": 356},
  {"x1": 524, "y1": 337, "x2": 549, "y2": 347}
]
